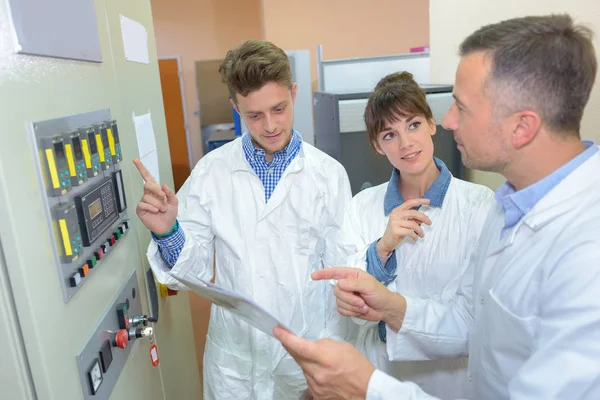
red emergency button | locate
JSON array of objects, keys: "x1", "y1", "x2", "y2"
[{"x1": 114, "y1": 329, "x2": 129, "y2": 349}]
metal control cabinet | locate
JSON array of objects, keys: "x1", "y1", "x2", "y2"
[
  {"x1": 313, "y1": 85, "x2": 464, "y2": 195},
  {"x1": 0, "y1": 1, "x2": 202, "y2": 399}
]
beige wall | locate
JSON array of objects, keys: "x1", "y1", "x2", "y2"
[
  {"x1": 261, "y1": 0, "x2": 430, "y2": 89},
  {"x1": 152, "y1": 0, "x2": 430, "y2": 161},
  {"x1": 430, "y1": 0, "x2": 600, "y2": 190},
  {"x1": 151, "y1": 0, "x2": 262, "y2": 164}
]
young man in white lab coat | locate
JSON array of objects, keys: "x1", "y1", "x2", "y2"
[
  {"x1": 273, "y1": 14, "x2": 600, "y2": 400},
  {"x1": 134, "y1": 40, "x2": 353, "y2": 399}
]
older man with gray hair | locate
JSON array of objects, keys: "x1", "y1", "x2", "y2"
[{"x1": 274, "y1": 13, "x2": 600, "y2": 400}]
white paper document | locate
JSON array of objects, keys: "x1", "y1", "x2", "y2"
[
  {"x1": 170, "y1": 274, "x2": 292, "y2": 337},
  {"x1": 133, "y1": 112, "x2": 160, "y2": 183},
  {"x1": 120, "y1": 15, "x2": 149, "y2": 64}
]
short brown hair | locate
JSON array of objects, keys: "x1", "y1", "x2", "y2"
[
  {"x1": 218, "y1": 40, "x2": 292, "y2": 101},
  {"x1": 460, "y1": 14, "x2": 597, "y2": 135},
  {"x1": 364, "y1": 72, "x2": 433, "y2": 148}
]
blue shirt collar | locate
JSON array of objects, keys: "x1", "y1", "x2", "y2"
[
  {"x1": 242, "y1": 130, "x2": 302, "y2": 167},
  {"x1": 383, "y1": 157, "x2": 452, "y2": 216},
  {"x1": 495, "y1": 140, "x2": 598, "y2": 230}
]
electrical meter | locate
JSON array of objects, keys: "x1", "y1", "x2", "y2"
[
  {"x1": 41, "y1": 135, "x2": 72, "y2": 196},
  {"x1": 65, "y1": 131, "x2": 88, "y2": 187},
  {"x1": 80, "y1": 126, "x2": 102, "y2": 177},
  {"x1": 94, "y1": 123, "x2": 113, "y2": 170},
  {"x1": 105, "y1": 120, "x2": 122, "y2": 164},
  {"x1": 53, "y1": 202, "x2": 84, "y2": 263}
]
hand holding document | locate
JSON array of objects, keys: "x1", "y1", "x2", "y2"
[{"x1": 169, "y1": 274, "x2": 293, "y2": 338}]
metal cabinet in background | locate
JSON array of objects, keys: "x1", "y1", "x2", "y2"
[{"x1": 313, "y1": 85, "x2": 463, "y2": 195}]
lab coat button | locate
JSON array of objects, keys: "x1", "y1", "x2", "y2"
[
  {"x1": 480, "y1": 297, "x2": 485, "y2": 305},
  {"x1": 468, "y1": 375, "x2": 472, "y2": 382}
]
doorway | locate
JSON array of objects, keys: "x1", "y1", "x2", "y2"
[{"x1": 158, "y1": 56, "x2": 192, "y2": 191}]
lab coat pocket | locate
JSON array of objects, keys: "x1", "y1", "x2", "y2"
[
  {"x1": 424, "y1": 262, "x2": 457, "y2": 301},
  {"x1": 272, "y1": 354, "x2": 308, "y2": 399},
  {"x1": 204, "y1": 334, "x2": 252, "y2": 381},
  {"x1": 481, "y1": 289, "x2": 535, "y2": 382},
  {"x1": 285, "y1": 221, "x2": 314, "y2": 256}
]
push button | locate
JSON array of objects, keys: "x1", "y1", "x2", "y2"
[
  {"x1": 116, "y1": 303, "x2": 129, "y2": 329},
  {"x1": 79, "y1": 264, "x2": 90, "y2": 277},
  {"x1": 69, "y1": 272, "x2": 82, "y2": 287},
  {"x1": 95, "y1": 248, "x2": 104, "y2": 260},
  {"x1": 113, "y1": 329, "x2": 129, "y2": 349},
  {"x1": 88, "y1": 256, "x2": 97, "y2": 268}
]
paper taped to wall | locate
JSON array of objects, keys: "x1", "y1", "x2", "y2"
[
  {"x1": 133, "y1": 112, "x2": 160, "y2": 183},
  {"x1": 169, "y1": 274, "x2": 293, "y2": 338},
  {"x1": 120, "y1": 15, "x2": 149, "y2": 64}
]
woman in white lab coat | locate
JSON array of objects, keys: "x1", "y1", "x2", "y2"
[{"x1": 344, "y1": 72, "x2": 494, "y2": 399}]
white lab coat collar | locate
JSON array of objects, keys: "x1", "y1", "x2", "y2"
[
  {"x1": 485, "y1": 152, "x2": 600, "y2": 257},
  {"x1": 229, "y1": 136, "x2": 306, "y2": 174},
  {"x1": 228, "y1": 137, "x2": 306, "y2": 220},
  {"x1": 522, "y1": 152, "x2": 600, "y2": 231}
]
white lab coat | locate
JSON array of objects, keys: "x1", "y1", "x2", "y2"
[
  {"x1": 147, "y1": 137, "x2": 353, "y2": 400},
  {"x1": 345, "y1": 175, "x2": 494, "y2": 399},
  {"x1": 367, "y1": 151, "x2": 600, "y2": 400}
]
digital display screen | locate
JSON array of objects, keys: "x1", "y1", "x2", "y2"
[
  {"x1": 72, "y1": 137, "x2": 83, "y2": 159},
  {"x1": 111, "y1": 123, "x2": 120, "y2": 142},
  {"x1": 87, "y1": 131, "x2": 98, "y2": 154},
  {"x1": 101, "y1": 128, "x2": 109, "y2": 147},
  {"x1": 53, "y1": 142, "x2": 65, "y2": 158},
  {"x1": 88, "y1": 199, "x2": 102, "y2": 220}
]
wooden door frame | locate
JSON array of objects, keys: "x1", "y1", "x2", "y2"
[{"x1": 158, "y1": 55, "x2": 193, "y2": 170}]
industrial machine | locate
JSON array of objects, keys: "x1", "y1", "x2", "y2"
[{"x1": 313, "y1": 85, "x2": 463, "y2": 194}]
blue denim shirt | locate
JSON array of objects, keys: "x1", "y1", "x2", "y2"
[{"x1": 495, "y1": 141, "x2": 597, "y2": 236}]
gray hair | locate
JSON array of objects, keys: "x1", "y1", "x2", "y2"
[{"x1": 460, "y1": 14, "x2": 597, "y2": 135}]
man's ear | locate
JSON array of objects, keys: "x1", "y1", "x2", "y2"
[
  {"x1": 291, "y1": 83, "x2": 298, "y2": 104},
  {"x1": 230, "y1": 98, "x2": 240, "y2": 115},
  {"x1": 510, "y1": 110, "x2": 541, "y2": 149}
]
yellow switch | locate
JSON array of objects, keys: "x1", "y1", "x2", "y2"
[
  {"x1": 95, "y1": 133, "x2": 105, "y2": 162},
  {"x1": 65, "y1": 143, "x2": 76, "y2": 177},
  {"x1": 159, "y1": 283, "x2": 178, "y2": 298},
  {"x1": 81, "y1": 139, "x2": 92, "y2": 168},
  {"x1": 107, "y1": 128, "x2": 116, "y2": 156},
  {"x1": 45, "y1": 149, "x2": 60, "y2": 189},
  {"x1": 58, "y1": 219, "x2": 72, "y2": 256}
]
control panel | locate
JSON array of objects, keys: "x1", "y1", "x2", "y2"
[
  {"x1": 30, "y1": 109, "x2": 130, "y2": 302},
  {"x1": 75, "y1": 178, "x2": 119, "y2": 246},
  {"x1": 76, "y1": 270, "x2": 158, "y2": 400}
]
